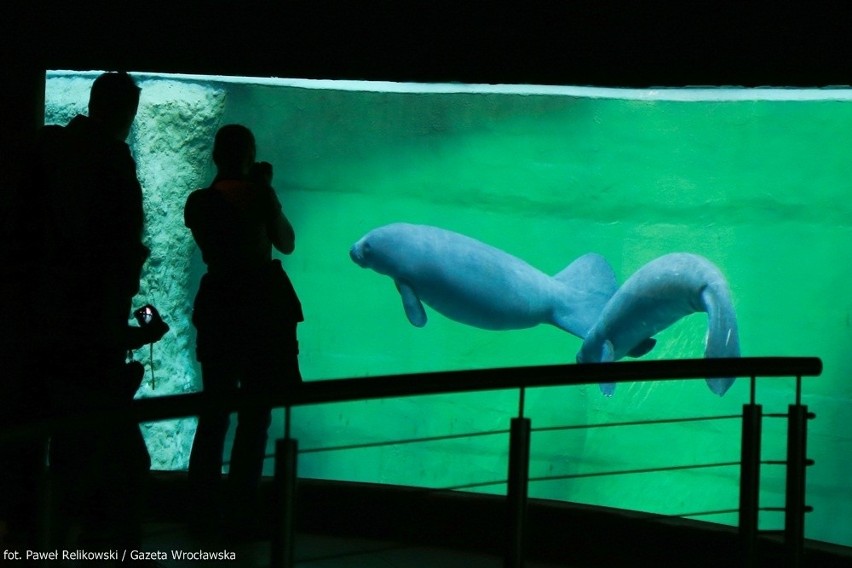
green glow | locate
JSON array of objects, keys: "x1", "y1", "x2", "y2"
[{"x1": 45, "y1": 72, "x2": 852, "y2": 547}]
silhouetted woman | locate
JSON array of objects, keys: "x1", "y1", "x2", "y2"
[{"x1": 185, "y1": 124, "x2": 303, "y2": 537}]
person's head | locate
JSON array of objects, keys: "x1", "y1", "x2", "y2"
[
  {"x1": 212, "y1": 124, "x2": 257, "y2": 177},
  {"x1": 88, "y1": 71, "x2": 141, "y2": 141}
]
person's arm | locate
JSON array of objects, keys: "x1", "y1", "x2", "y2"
[
  {"x1": 125, "y1": 304, "x2": 169, "y2": 350},
  {"x1": 250, "y1": 161, "x2": 295, "y2": 255},
  {"x1": 269, "y1": 191, "x2": 296, "y2": 255}
]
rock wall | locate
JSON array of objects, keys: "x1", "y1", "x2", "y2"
[{"x1": 131, "y1": 78, "x2": 225, "y2": 469}]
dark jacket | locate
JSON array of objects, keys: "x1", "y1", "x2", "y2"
[
  {"x1": 185, "y1": 178, "x2": 302, "y2": 362},
  {"x1": 23, "y1": 115, "x2": 148, "y2": 359}
]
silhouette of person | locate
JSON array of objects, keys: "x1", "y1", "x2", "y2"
[
  {"x1": 185, "y1": 124, "x2": 303, "y2": 539},
  {"x1": 1, "y1": 71, "x2": 168, "y2": 551}
]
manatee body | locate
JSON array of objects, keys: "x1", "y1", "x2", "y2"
[
  {"x1": 350, "y1": 223, "x2": 617, "y2": 339},
  {"x1": 577, "y1": 253, "x2": 740, "y2": 396}
]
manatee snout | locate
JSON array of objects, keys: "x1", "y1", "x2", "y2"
[
  {"x1": 349, "y1": 244, "x2": 362, "y2": 266},
  {"x1": 349, "y1": 239, "x2": 370, "y2": 267}
]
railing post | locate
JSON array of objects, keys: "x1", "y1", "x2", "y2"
[
  {"x1": 739, "y1": 401, "x2": 762, "y2": 567},
  {"x1": 271, "y1": 407, "x2": 297, "y2": 568},
  {"x1": 505, "y1": 415, "x2": 531, "y2": 568},
  {"x1": 33, "y1": 437, "x2": 53, "y2": 568},
  {"x1": 785, "y1": 403, "x2": 810, "y2": 568}
]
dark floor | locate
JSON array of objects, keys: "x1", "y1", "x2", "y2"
[
  {"x1": 140, "y1": 522, "x2": 575, "y2": 568},
  {"x1": 135, "y1": 474, "x2": 852, "y2": 568}
]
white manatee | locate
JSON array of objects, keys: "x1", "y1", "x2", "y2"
[{"x1": 350, "y1": 223, "x2": 618, "y2": 339}]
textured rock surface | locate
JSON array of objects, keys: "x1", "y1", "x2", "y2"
[
  {"x1": 45, "y1": 74, "x2": 226, "y2": 469},
  {"x1": 131, "y1": 79, "x2": 225, "y2": 469}
]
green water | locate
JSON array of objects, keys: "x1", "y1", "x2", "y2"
[{"x1": 46, "y1": 73, "x2": 852, "y2": 547}]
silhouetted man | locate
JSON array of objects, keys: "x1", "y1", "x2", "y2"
[{"x1": 2, "y1": 71, "x2": 167, "y2": 551}]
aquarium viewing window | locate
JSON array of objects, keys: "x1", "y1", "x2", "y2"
[{"x1": 45, "y1": 70, "x2": 852, "y2": 547}]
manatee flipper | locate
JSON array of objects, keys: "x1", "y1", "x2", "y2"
[
  {"x1": 701, "y1": 286, "x2": 740, "y2": 396},
  {"x1": 552, "y1": 253, "x2": 619, "y2": 338},
  {"x1": 705, "y1": 378, "x2": 733, "y2": 396},
  {"x1": 597, "y1": 340, "x2": 617, "y2": 397},
  {"x1": 396, "y1": 281, "x2": 427, "y2": 327},
  {"x1": 627, "y1": 338, "x2": 657, "y2": 358}
]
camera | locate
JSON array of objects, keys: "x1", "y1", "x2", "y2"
[{"x1": 134, "y1": 304, "x2": 160, "y2": 326}]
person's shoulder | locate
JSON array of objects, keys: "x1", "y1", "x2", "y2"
[
  {"x1": 31, "y1": 123, "x2": 74, "y2": 161},
  {"x1": 186, "y1": 186, "x2": 212, "y2": 205},
  {"x1": 185, "y1": 187, "x2": 210, "y2": 226},
  {"x1": 36, "y1": 123, "x2": 67, "y2": 145},
  {"x1": 61, "y1": 115, "x2": 92, "y2": 139},
  {"x1": 40, "y1": 124, "x2": 64, "y2": 135}
]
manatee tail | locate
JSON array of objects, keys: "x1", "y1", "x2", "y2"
[
  {"x1": 701, "y1": 283, "x2": 740, "y2": 396},
  {"x1": 551, "y1": 253, "x2": 618, "y2": 338},
  {"x1": 575, "y1": 339, "x2": 620, "y2": 396}
]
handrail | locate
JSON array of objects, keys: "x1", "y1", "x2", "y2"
[
  {"x1": 273, "y1": 356, "x2": 821, "y2": 406},
  {"x1": 0, "y1": 357, "x2": 821, "y2": 442},
  {"x1": 133, "y1": 356, "x2": 821, "y2": 420}
]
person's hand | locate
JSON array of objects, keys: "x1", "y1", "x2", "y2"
[
  {"x1": 141, "y1": 316, "x2": 169, "y2": 345},
  {"x1": 248, "y1": 161, "x2": 273, "y2": 185},
  {"x1": 127, "y1": 305, "x2": 170, "y2": 349}
]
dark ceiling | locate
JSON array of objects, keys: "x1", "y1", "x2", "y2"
[{"x1": 4, "y1": 2, "x2": 852, "y2": 87}]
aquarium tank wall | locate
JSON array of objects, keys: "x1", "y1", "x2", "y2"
[{"x1": 45, "y1": 71, "x2": 852, "y2": 547}]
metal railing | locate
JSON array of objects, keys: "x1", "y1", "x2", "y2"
[{"x1": 1, "y1": 356, "x2": 822, "y2": 567}]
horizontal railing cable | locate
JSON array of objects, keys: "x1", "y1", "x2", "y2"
[
  {"x1": 291, "y1": 416, "x2": 741, "y2": 456},
  {"x1": 274, "y1": 460, "x2": 744, "y2": 496},
  {"x1": 533, "y1": 414, "x2": 741, "y2": 433},
  {"x1": 529, "y1": 461, "x2": 741, "y2": 482},
  {"x1": 298, "y1": 429, "x2": 510, "y2": 454}
]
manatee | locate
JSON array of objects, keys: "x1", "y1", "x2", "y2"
[
  {"x1": 350, "y1": 223, "x2": 618, "y2": 339},
  {"x1": 576, "y1": 253, "x2": 740, "y2": 396}
]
